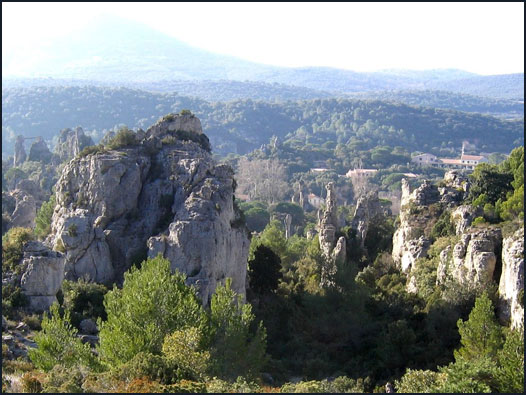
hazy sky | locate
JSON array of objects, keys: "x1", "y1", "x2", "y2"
[{"x1": 2, "y1": 2, "x2": 524, "y2": 75}]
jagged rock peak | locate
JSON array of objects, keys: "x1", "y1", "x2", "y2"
[
  {"x1": 146, "y1": 112, "x2": 203, "y2": 139},
  {"x1": 49, "y1": 114, "x2": 248, "y2": 304},
  {"x1": 54, "y1": 127, "x2": 95, "y2": 162}
]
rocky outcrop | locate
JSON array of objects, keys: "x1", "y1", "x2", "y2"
[
  {"x1": 5, "y1": 189, "x2": 37, "y2": 230},
  {"x1": 317, "y1": 182, "x2": 346, "y2": 286},
  {"x1": 436, "y1": 229, "x2": 502, "y2": 289},
  {"x1": 498, "y1": 228, "x2": 524, "y2": 329},
  {"x1": 54, "y1": 127, "x2": 95, "y2": 163},
  {"x1": 49, "y1": 114, "x2": 249, "y2": 303},
  {"x1": 146, "y1": 112, "x2": 203, "y2": 138},
  {"x1": 392, "y1": 179, "x2": 437, "y2": 272},
  {"x1": 350, "y1": 191, "x2": 383, "y2": 248},
  {"x1": 20, "y1": 241, "x2": 65, "y2": 312},
  {"x1": 439, "y1": 170, "x2": 469, "y2": 206},
  {"x1": 451, "y1": 205, "x2": 482, "y2": 235},
  {"x1": 28, "y1": 138, "x2": 52, "y2": 164},
  {"x1": 14, "y1": 136, "x2": 27, "y2": 166}
]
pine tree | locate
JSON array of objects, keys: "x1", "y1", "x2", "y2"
[{"x1": 454, "y1": 291, "x2": 503, "y2": 361}]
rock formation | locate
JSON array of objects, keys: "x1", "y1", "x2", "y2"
[
  {"x1": 451, "y1": 205, "x2": 482, "y2": 235},
  {"x1": 49, "y1": 114, "x2": 249, "y2": 304},
  {"x1": 20, "y1": 241, "x2": 65, "y2": 312},
  {"x1": 436, "y1": 229, "x2": 502, "y2": 289},
  {"x1": 3, "y1": 189, "x2": 37, "y2": 230},
  {"x1": 28, "y1": 137, "x2": 52, "y2": 164},
  {"x1": 439, "y1": 170, "x2": 470, "y2": 206},
  {"x1": 13, "y1": 136, "x2": 27, "y2": 166},
  {"x1": 317, "y1": 182, "x2": 346, "y2": 286},
  {"x1": 498, "y1": 227, "x2": 524, "y2": 329},
  {"x1": 350, "y1": 191, "x2": 383, "y2": 248},
  {"x1": 392, "y1": 179, "x2": 438, "y2": 272},
  {"x1": 54, "y1": 127, "x2": 95, "y2": 162}
]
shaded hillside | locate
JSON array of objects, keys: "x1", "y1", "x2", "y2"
[
  {"x1": 2, "y1": 86, "x2": 523, "y2": 158},
  {"x1": 347, "y1": 90, "x2": 524, "y2": 119}
]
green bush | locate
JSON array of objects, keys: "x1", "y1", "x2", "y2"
[
  {"x1": 28, "y1": 303, "x2": 100, "y2": 372},
  {"x1": 42, "y1": 364, "x2": 88, "y2": 393},
  {"x1": 2, "y1": 226, "x2": 33, "y2": 272},
  {"x1": 208, "y1": 278, "x2": 268, "y2": 381},
  {"x1": 174, "y1": 129, "x2": 211, "y2": 152},
  {"x1": 21, "y1": 372, "x2": 43, "y2": 393},
  {"x1": 34, "y1": 195, "x2": 56, "y2": 239},
  {"x1": 162, "y1": 326, "x2": 210, "y2": 381},
  {"x1": 105, "y1": 127, "x2": 138, "y2": 150},
  {"x1": 61, "y1": 279, "x2": 108, "y2": 328},
  {"x1": 97, "y1": 255, "x2": 206, "y2": 367},
  {"x1": 78, "y1": 144, "x2": 106, "y2": 158}
]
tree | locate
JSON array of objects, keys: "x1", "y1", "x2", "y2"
[
  {"x1": 236, "y1": 158, "x2": 290, "y2": 204},
  {"x1": 29, "y1": 303, "x2": 99, "y2": 372},
  {"x1": 208, "y1": 278, "x2": 267, "y2": 381},
  {"x1": 97, "y1": 255, "x2": 206, "y2": 367},
  {"x1": 248, "y1": 245, "x2": 282, "y2": 295},
  {"x1": 34, "y1": 195, "x2": 56, "y2": 239},
  {"x1": 162, "y1": 326, "x2": 210, "y2": 381},
  {"x1": 497, "y1": 326, "x2": 524, "y2": 393},
  {"x1": 455, "y1": 291, "x2": 503, "y2": 362}
]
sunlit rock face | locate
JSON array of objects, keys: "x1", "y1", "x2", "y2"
[
  {"x1": 49, "y1": 114, "x2": 249, "y2": 303},
  {"x1": 498, "y1": 227, "x2": 524, "y2": 329}
]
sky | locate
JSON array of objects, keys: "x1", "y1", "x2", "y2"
[{"x1": 2, "y1": 2, "x2": 524, "y2": 75}]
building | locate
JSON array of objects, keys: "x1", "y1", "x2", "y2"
[
  {"x1": 345, "y1": 168, "x2": 378, "y2": 179},
  {"x1": 411, "y1": 153, "x2": 441, "y2": 166}
]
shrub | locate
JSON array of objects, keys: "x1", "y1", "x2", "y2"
[
  {"x1": 161, "y1": 136, "x2": 177, "y2": 145},
  {"x1": 472, "y1": 216, "x2": 486, "y2": 226},
  {"x1": 395, "y1": 368, "x2": 446, "y2": 393},
  {"x1": 167, "y1": 379, "x2": 207, "y2": 393},
  {"x1": 2, "y1": 226, "x2": 33, "y2": 272},
  {"x1": 248, "y1": 245, "x2": 283, "y2": 295},
  {"x1": 34, "y1": 195, "x2": 56, "y2": 239},
  {"x1": 61, "y1": 279, "x2": 108, "y2": 328},
  {"x1": 22, "y1": 313, "x2": 42, "y2": 331},
  {"x1": 105, "y1": 127, "x2": 138, "y2": 150},
  {"x1": 116, "y1": 352, "x2": 176, "y2": 385},
  {"x1": 42, "y1": 364, "x2": 89, "y2": 393},
  {"x1": 162, "y1": 327, "x2": 210, "y2": 381},
  {"x1": 21, "y1": 372, "x2": 43, "y2": 393},
  {"x1": 78, "y1": 144, "x2": 106, "y2": 158},
  {"x1": 28, "y1": 303, "x2": 100, "y2": 372},
  {"x1": 97, "y1": 255, "x2": 206, "y2": 367},
  {"x1": 208, "y1": 278, "x2": 268, "y2": 381}
]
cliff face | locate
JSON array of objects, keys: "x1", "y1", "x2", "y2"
[
  {"x1": 498, "y1": 228, "x2": 524, "y2": 329},
  {"x1": 436, "y1": 229, "x2": 503, "y2": 289},
  {"x1": 392, "y1": 179, "x2": 439, "y2": 272},
  {"x1": 49, "y1": 114, "x2": 249, "y2": 303}
]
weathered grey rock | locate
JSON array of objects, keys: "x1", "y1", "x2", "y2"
[
  {"x1": 2, "y1": 316, "x2": 7, "y2": 331},
  {"x1": 50, "y1": 115, "x2": 249, "y2": 304},
  {"x1": 318, "y1": 182, "x2": 339, "y2": 258},
  {"x1": 28, "y1": 138, "x2": 52, "y2": 163},
  {"x1": 54, "y1": 127, "x2": 95, "y2": 162},
  {"x1": 146, "y1": 113, "x2": 203, "y2": 138},
  {"x1": 317, "y1": 182, "x2": 346, "y2": 286},
  {"x1": 351, "y1": 191, "x2": 383, "y2": 248},
  {"x1": 79, "y1": 318, "x2": 98, "y2": 335},
  {"x1": 20, "y1": 241, "x2": 65, "y2": 312},
  {"x1": 9, "y1": 190, "x2": 36, "y2": 230},
  {"x1": 401, "y1": 236, "x2": 431, "y2": 273},
  {"x1": 14, "y1": 135, "x2": 27, "y2": 166},
  {"x1": 447, "y1": 229, "x2": 502, "y2": 288},
  {"x1": 498, "y1": 228, "x2": 524, "y2": 329},
  {"x1": 451, "y1": 205, "x2": 482, "y2": 235}
]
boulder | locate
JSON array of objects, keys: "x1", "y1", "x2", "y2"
[
  {"x1": 79, "y1": 318, "x2": 98, "y2": 335},
  {"x1": 20, "y1": 241, "x2": 65, "y2": 312}
]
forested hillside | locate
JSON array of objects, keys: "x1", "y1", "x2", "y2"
[{"x1": 2, "y1": 86, "x2": 523, "y2": 158}]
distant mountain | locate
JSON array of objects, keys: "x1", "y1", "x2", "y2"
[
  {"x1": 3, "y1": 15, "x2": 523, "y2": 99},
  {"x1": 347, "y1": 90, "x2": 524, "y2": 119}
]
